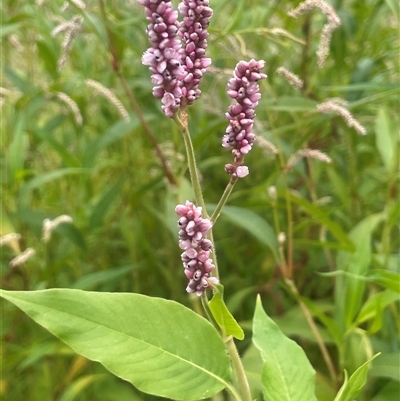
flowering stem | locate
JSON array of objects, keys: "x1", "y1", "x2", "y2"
[
  {"x1": 210, "y1": 176, "x2": 238, "y2": 224},
  {"x1": 173, "y1": 112, "x2": 207, "y2": 213},
  {"x1": 225, "y1": 336, "x2": 253, "y2": 401},
  {"x1": 173, "y1": 110, "x2": 251, "y2": 400},
  {"x1": 174, "y1": 112, "x2": 220, "y2": 279}
]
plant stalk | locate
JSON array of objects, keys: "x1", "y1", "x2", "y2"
[
  {"x1": 210, "y1": 176, "x2": 237, "y2": 224},
  {"x1": 173, "y1": 112, "x2": 207, "y2": 212},
  {"x1": 173, "y1": 113, "x2": 220, "y2": 279},
  {"x1": 225, "y1": 336, "x2": 253, "y2": 401}
]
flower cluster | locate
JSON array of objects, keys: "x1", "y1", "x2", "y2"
[
  {"x1": 176, "y1": 201, "x2": 218, "y2": 295},
  {"x1": 139, "y1": 0, "x2": 185, "y2": 117},
  {"x1": 138, "y1": 0, "x2": 212, "y2": 116},
  {"x1": 222, "y1": 59, "x2": 267, "y2": 178},
  {"x1": 178, "y1": 0, "x2": 213, "y2": 105}
]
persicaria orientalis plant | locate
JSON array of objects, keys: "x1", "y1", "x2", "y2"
[{"x1": 1, "y1": 1, "x2": 384, "y2": 401}]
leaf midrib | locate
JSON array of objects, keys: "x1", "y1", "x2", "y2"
[{"x1": 2, "y1": 291, "x2": 229, "y2": 386}]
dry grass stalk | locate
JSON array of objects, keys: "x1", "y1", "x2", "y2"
[
  {"x1": 86, "y1": 79, "x2": 130, "y2": 121},
  {"x1": 288, "y1": 0, "x2": 341, "y2": 68}
]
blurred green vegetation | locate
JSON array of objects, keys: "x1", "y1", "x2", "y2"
[{"x1": 1, "y1": 0, "x2": 399, "y2": 400}]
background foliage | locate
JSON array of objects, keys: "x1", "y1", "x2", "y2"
[{"x1": 1, "y1": 0, "x2": 399, "y2": 400}]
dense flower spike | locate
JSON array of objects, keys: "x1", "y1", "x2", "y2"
[
  {"x1": 178, "y1": 0, "x2": 213, "y2": 105},
  {"x1": 176, "y1": 201, "x2": 218, "y2": 295},
  {"x1": 138, "y1": 0, "x2": 185, "y2": 117},
  {"x1": 222, "y1": 59, "x2": 267, "y2": 178}
]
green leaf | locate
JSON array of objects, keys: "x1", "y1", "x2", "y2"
[
  {"x1": 385, "y1": 0, "x2": 400, "y2": 21},
  {"x1": 72, "y1": 265, "x2": 139, "y2": 290},
  {"x1": 33, "y1": 122, "x2": 80, "y2": 168},
  {"x1": 226, "y1": 286, "x2": 257, "y2": 315},
  {"x1": 0, "y1": 23, "x2": 22, "y2": 37},
  {"x1": 83, "y1": 117, "x2": 140, "y2": 168},
  {"x1": 218, "y1": 205, "x2": 278, "y2": 260},
  {"x1": 321, "y1": 268, "x2": 400, "y2": 310},
  {"x1": 19, "y1": 168, "x2": 90, "y2": 208},
  {"x1": 221, "y1": 0, "x2": 246, "y2": 34},
  {"x1": 82, "y1": 12, "x2": 108, "y2": 47},
  {"x1": 369, "y1": 353, "x2": 400, "y2": 381},
  {"x1": 0, "y1": 23, "x2": 21, "y2": 38},
  {"x1": 89, "y1": 177, "x2": 125, "y2": 230},
  {"x1": 17, "y1": 341, "x2": 61, "y2": 371},
  {"x1": 299, "y1": 297, "x2": 341, "y2": 344},
  {"x1": 289, "y1": 193, "x2": 354, "y2": 250},
  {"x1": 5, "y1": 66, "x2": 34, "y2": 93},
  {"x1": 241, "y1": 344, "x2": 264, "y2": 401},
  {"x1": 272, "y1": 305, "x2": 333, "y2": 344},
  {"x1": 355, "y1": 290, "x2": 399, "y2": 326},
  {"x1": 371, "y1": 381, "x2": 400, "y2": 401},
  {"x1": 0, "y1": 209, "x2": 21, "y2": 253},
  {"x1": 333, "y1": 354, "x2": 380, "y2": 401},
  {"x1": 342, "y1": 328, "x2": 373, "y2": 376},
  {"x1": 286, "y1": 191, "x2": 354, "y2": 251},
  {"x1": 54, "y1": 222, "x2": 87, "y2": 250},
  {"x1": 315, "y1": 379, "x2": 337, "y2": 401},
  {"x1": 265, "y1": 96, "x2": 317, "y2": 112},
  {"x1": 91, "y1": 375, "x2": 145, "y2": 401},
  {"x1": 252, "y1": 296, "x2": 317, "y2": 401},
  {"x1": 335, "y1": 213, "x2": 385, "y2": 330},
  {"x1": 347, "y1": 58, "x2": 375, "y2": 101},
  {"x1": 8, "y1": 113, "x2": 28, "y2": 184},
  {"x1": 365, "y1": 270, "x2": 400, "y2": 293},
  {"x1": 375, "y1": 107, "x2": 395, "y2": 172},
  {"x1": 58, "y1": 374, "x2": 107, "y2": 401},
  {"x1": 1, "y1": 289, "x2": 231, "y2": 401},
  {"x1": 37, "y1": 40, "x2": 58, "y2": 80},
  {"x1": 208, "y1": 282, "x2": 245, "y2": 340}
]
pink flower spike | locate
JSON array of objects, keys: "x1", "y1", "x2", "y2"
[
  {"x1": 138, "y1": 0, "x2": 184, "y2": 117},
  {"x1": 178, "y1": 0, "x2": 213, "y2": 106},
  {"x1": 222, "y1": 59, "x2": 267, "y2": 178},
  {"x1": 176, "y1": 201, "x2": 216, "y2": 296}
]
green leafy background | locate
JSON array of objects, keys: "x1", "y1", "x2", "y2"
[{"x1": 1, "y1": 0, "x2": 399, "y2": 400}]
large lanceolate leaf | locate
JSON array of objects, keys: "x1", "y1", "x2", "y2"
[
  {"x1": 0, "y1": 289, "x2": 230, "y2": 400},
  {"x1": 252, "y1": 296, "x2": 317, "y2": 401}
]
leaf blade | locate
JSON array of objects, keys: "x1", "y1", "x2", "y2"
[
  {"x1": 333, "y1": 354, "x2": 380, "y2": 401},
  {"x1": 252, "y1": 296, "x2": 317, "y2": 401},
  {"x1": 1, "y1": 289, "x2": 230, "y2": 401},
  {"x1": 208, "y1": 283, "x2": 245, "y2": 340},
  {"x1": 219, "y1": 205, "x2": 279, "y2": 260}
]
